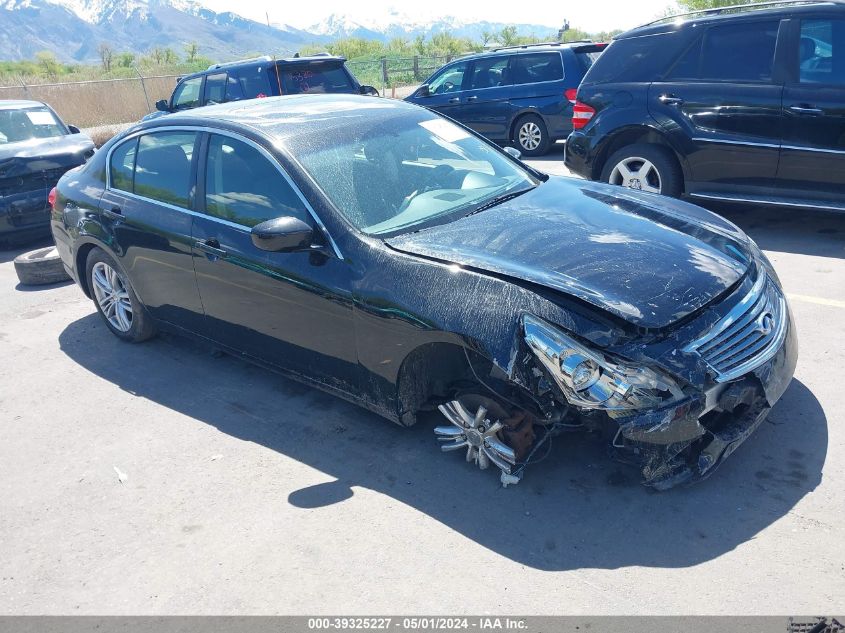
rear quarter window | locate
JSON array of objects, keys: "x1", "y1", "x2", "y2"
[
  {"x1": 581, "y1": 32, "x2": 687, "y2": 85},
  {"x1": 511, "y1": 53, "x2": 564, "y2": 84},
  {"x1": 281, "y1": 64, "x2": 355, "y2": 94}
]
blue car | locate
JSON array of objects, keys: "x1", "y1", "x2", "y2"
[{"x1": 405, "y1": 42, "x2": 606, "y2": 156}]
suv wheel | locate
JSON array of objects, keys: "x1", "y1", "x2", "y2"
[
  {"x1": 513, "y1": 115, "x2": 550, "y2": 157},
  {"x1": 86, "y1": 247, "x2": 156, "y2": 343},
  {"x1": 601, "y1": 144, "x2": 683, "y2": 197}
]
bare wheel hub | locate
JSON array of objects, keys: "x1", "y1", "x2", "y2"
[{"x1": 435, "y1": 400, "x2": 517, "y2": 475}]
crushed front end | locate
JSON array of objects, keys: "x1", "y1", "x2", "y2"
[{"x1": 437, "y1": 265, "x2": 798, "y2": 490}]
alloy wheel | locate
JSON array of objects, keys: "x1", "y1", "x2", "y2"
[
  {"x1": 518, "y1": 121, "x2": 542, "y2": 151},
  {"x1": 608, "y1": 156, "x2": 663, "y2": 194},
  {"x1": 91, "y1": 261, "x2": 133, "y2": 332}
]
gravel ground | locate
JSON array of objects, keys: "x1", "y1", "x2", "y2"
[{"x1": 1, "y1": 148, "x2": 843, "y2": 614}]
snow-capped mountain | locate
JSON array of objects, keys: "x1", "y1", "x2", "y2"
[
  {"x1": 0, "y1": 0, "x2": 559, "y2": 63},
  {"x1": 306, "y1": 12, "x2": 558, "y2": 43}
]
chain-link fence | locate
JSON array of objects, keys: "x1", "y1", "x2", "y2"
[
  {"x1": 0, "y1": 72, "x2": 180, "y2": 130},
  {"x1": 347, "y1": 55, "x2": 455, "y2": 96},
  {"x1": 0, "y1": 55, "x2": 457, "y2": 136}
]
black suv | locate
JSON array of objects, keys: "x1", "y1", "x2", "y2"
[
  {"x1": 406, "y1": 42, "x2": 607, "y2": 156},
  {"x1": 565, "y1": 1, "x2": 845, "y2": 211},
  {"x1": 147, "y1": 54, "x2": 378, "y2": 120}
]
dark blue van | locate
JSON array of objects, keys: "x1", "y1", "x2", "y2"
[{"x1": 404, "y1": 42, "x2": 606, "y2": 156}]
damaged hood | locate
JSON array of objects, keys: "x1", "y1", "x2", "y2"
[
  {"x1": 385, "y1": 177, "x2": 753, "y2": 329},
  {"x1": 0, "y1": 134, "x2": 94, "y2": 183}
]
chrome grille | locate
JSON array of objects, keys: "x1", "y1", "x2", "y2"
[{"x1": 684, "y1": 273, "x2": 787, "y2": 383}]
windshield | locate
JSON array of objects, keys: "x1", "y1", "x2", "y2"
[
  {"x1": 281, "y1": 64, "x2": 356, "y2": 95},
  {"x1": 296, "y1": 113, "x2": 537, "y2": 235},
  {"x1": 0, "y1": 106, "x2": 66, "y2": 145}
]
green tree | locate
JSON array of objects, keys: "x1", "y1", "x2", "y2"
[
  {"x1": 116, "y1": 52, "x2": 136, "y2": 68},
  {"x1": 35, "y1": 51, "x2": 60, "y2": 78},
  {"x1": 184, "y1": 41, "x2": 199, "y2": 63},
  {"x1": 499, "y1": 26, "x2": 518, "y2": 46}
]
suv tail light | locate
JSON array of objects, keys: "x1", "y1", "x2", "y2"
[
  {"x1": 572, "y1": 101, "x2": 596, "y2": 130},
  {"x1": 48, "y1": 186, "x2": 57, "y2": 209},
  {"x1": 565, "y1": 88, "x2": 578, "y2": 104}
]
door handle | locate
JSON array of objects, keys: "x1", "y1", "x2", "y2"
[
  {"x1": 658, "y1": 94, "x2": 684, "y2": 106},
  {"x1": 789, "y1": 105, "x2": 823, "y2": 115},
  {"x1": 448, "y1": 97, "x2": 460, "y2": 104},
  {"x1": 195, "y1": 238, "x2": 227, "y2": 259},
  {"x1": 466, "y1": 95, "x2": 478, "y2": 102},
  {"x1": 102, "y1": 206, "x2": 122, "y2": 219}
]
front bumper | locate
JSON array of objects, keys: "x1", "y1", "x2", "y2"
[
  {"x1": 0, "y1": 191, "x2": 52, "y2": 240},
  {"x1": 615, "y1": 304, "x2": 798, "y2": 489}
]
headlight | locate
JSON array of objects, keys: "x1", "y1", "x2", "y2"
[{"x1": 523, "y1": 315, "x2": 684, "y2": 415}]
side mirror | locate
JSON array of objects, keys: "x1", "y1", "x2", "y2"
[
  {"x1": 504, "y1": 146, "x2": 522, "y2": 160},
  {"x1": 359, "y1": 85, "x2": 380, "y2": 97},
  {"x1": 251, "y1": 216, "x2": 314, "y2": 253},
  {"x1": 416, "y1": 84, "x2": 431, "y2": 98},
  {"x1": 67, "y1": 125, "x2": 81, "y2": 134},
  {"x1": 155, "y1": 99, "x2": 170, "y2": 113}
]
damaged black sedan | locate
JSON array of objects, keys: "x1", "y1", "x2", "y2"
[
  {"x1": 50, "y1": 95, "x2": 797, "y2": 489},
  {"x1": 1, "y1": 100, "x2": 94, "y2": 245}
]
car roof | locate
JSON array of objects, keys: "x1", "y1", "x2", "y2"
[
  {"x1": 0, "y1": 100, "x2": 47, "y2": 111},
  {"x1": 459, "y1": 41, "x2": 603, "y2": 62},
  {"x1": 179, "y1": 54, "x2": 348, "y2": 82},
  {"x1": 134, "y1": 94, "x2": 424, "y2": 145},
  {"x1": 620, "y1": 0, "x2": 844, "y2": 38}
]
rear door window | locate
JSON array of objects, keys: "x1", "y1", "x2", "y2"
[
  {"x1": 133, "y1": 132, "x2": 198, "y2": 209},
  {"x1": 171, "y1": 77, "x2": 202, "y2": 111},
  {"x1": 468, "y1": 56, "x2": 512, "y2": 89},
  {"x1": 799, "y1": 19, "x2": 845, "y2": 85},
  {"x1": 204, "y1": 134, "x2": 309, "y2": 227},
  {"x1": 203, "y1": 72, "x2": 227, "y2": 104},
  {"x1": 281, "y1": 64, "x2": 355, "y2": 95},
  {"x1": 511, "y1": 53, "x2": 564, "y2": 84},
  {"x1": 699, "y1": 21, "x2": 779, "y2": 82}
]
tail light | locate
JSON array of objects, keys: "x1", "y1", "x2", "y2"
[
  {"x1": 572, "y1": 101, "x2": 596, "y2": 130},
  {"x1": 48, "y1": 186, "x2": 57, "y2": 209},
  {"x1": 565, "y1": 88, "x2": 578, "y2": 104}
]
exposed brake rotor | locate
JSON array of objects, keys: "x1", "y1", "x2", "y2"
[{"x1": 435, "y1": 400, "x2": 518, "y2": 476}]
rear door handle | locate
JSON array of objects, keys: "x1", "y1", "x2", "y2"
[
  {"x1": 448, "y1": 97, "x2": 460, "y2": 104},
  {"x1": 466, "y1": 95, "x2": 478, "y2": 102},
  {"x1": 658, "y1": 94, "x2": 684, "y2": 106},
  {"x1": 102, "y1": 206, "x2": 122, "y2": 219},
  {"x1": 789, "y1": 105, "x2": 823, "y2": 115},
  {"x1": 195, "y1": 238, "x2": 227, "y2": 259}
]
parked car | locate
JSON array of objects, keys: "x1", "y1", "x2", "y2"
[
  {"x1": 0, "y1": 100, "x2": 94, "y2": 246},
  {"x1": 146, "y1": 54, "x2": 379, "y2": 120},
  {"x1": 51, "y1": 95, "x2": 796, "y2": 490},
  {"x1": 565, "y1": 0, "x2": 845, "y2": 212},
  {"x1": 405, "y1": 42, "x2": 607, "y2": 156}
]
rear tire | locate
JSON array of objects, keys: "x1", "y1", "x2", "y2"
[
  {"x1": 13, "y1": 246, "x2": 70, "y2": 286},
  {"x1": 601, "y1": 143, "x2": 683, "y2": 198},
  {"x1": 513, "y1": 114, "x2": 551, "y2": 157},
  {"x1": 85, "y1": 247, "x2": 155, "y2": 343}
]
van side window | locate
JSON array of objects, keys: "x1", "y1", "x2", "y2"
[
  {"x1": 699, "y1": 21, "x2": 779, "y2": 82},
  {"x1": 800, "y1": 19, "x2": 845, "y2": 85},
  {"x1": 511, "y1": 53, "x2": 563, "y2": 84},
  {"x1": 468, "y1": 56, "x2": 512, "y2": 89},
  {"x1": 428, "y1": 61, "x2": 469, "y2": 95}
]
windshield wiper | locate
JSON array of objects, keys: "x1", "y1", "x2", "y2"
[{"x1": 465, "y1": 186, "x2": 535, "y2": 217}]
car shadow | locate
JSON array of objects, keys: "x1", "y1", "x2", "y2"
[
  {"x1": 59, "y1": 313, "x2": 826, "y2": 571},
  {"x1": 701, "y1": 203, "x2": 845, "y2": 260}
]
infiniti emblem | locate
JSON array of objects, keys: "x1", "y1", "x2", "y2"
[{"x1": 756, "y1": 312, "x2": 775, "y2": 336}]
